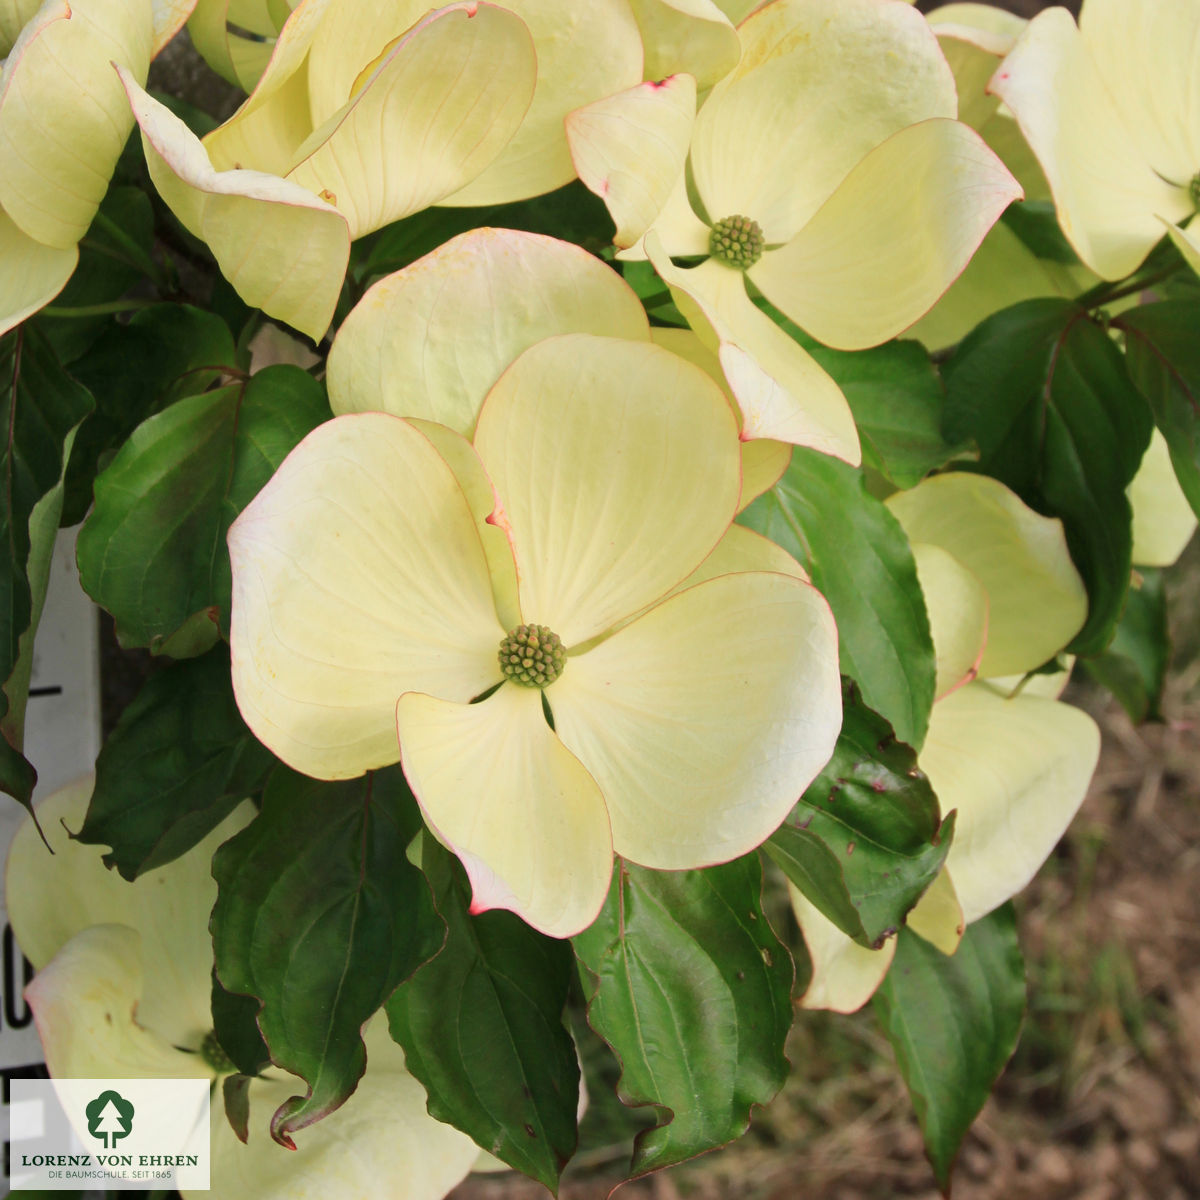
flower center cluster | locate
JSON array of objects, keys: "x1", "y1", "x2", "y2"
[
  {"x1": 709, "y1": 215, "x2": 765, "y2": 269},
  {"x1": 498, "y1": 624, "x2": 566, "y2": 688},
  {"x1": 201, "y1": 1030, "x2": 235, "y2": 1075}
]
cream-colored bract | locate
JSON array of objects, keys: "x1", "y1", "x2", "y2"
[
  {"x1": 550, "y1": 571, "x2": 839, "y2": 871},
  {"x1": 993, "y1": 1, "x2": 1200, "y2": 280},
  {"x1": 626, "y1": 0, "x2": 739, "y2": 90},
  {"x1": 789, "y1": 885, "x2": 896, "y2": 1014},
  {"x1": 910, "y1": 542, "x2": 988, "y2": 700},
  {"x1": 120, "y1": 66, "x2": 351, "y2": 342},
  {"x1": 438, "y1": 0, "x2": 644, "y2": 206},
  {"x1": 568, "y1": 0, "x2": 1020, "y2": 466},
  {"x1": 187, "y1": 0, "x2": 288, "y2": 90},
  {"x1": 647, "y1": 242, "x2": 861, "y2": 462},
  {"x1": 124, "y1": 2, "x2": 539, "y2": 339},
  {"x1": 396, "y1": 686, "x2": 615, "y2": 939},
  {"x1": 228, "y1": 413, "x2": 505, "y2": 780},
  {"x1": 473, "y1": 335, "x2": 740, "y2": 647},
  {"x1": 327, "y1": 228, "x2": 789, "y2": 500},
  {"x1": 746, "y1": 119, "x2": 1021, "y2": 351},
  {"x1": 921, "y1": 683, "x2": 1100, "y2": 925},
  {"x1": 7, "y1": 779, "x2": 244, "y2": 1046},
  {"x1": 567, "y1": 74, "x2": 698, "y2": 252},
  {"x1": 204, "y1": 1019, "x2": 479, "y2": 1200},
  {"x1": 887, "y1": 472, "x2": 1087, "y2": 679},
  {"x1": 0, "y1": 0, "x2": 42, "y2": 56},
  {"x1": 0, "y1": 209, "x2": 77, "y2": 333},
  {"x1": 327, "y1": 229, "x2": 650, "y2": 435},
  {"x1": 230, "y1": 332, "x2": 842, "y2": 938},
  {"x1": 0, "y1": 0, "x2": 171, "y2": 334},
  {"x1": 906, "y1": 3, "x2": 1097, "y2": 349},
  {"x1": 646, "y1": 326, "x2": 793, "y2": 508},
  {"x1": 1128, "y1": 428, "x2": 1198, "y2": 569},
  {"x1": 792, "y1": 473, "x2": 1099, "y2": 1009},
  {"x1": 5, "y1": 778, "x2": 481, "y2": 1200}
]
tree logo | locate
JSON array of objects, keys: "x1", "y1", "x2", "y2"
[{"x1": 85, "y1": 1090, "x2": 135, "y2": 1149}]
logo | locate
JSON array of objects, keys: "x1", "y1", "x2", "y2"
[{"x1": 85, "y1": 1090, "x2": 135, "y2": 1149}]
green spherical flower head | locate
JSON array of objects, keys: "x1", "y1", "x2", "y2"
[
  {"x1": 499, "y1": 623, "x2": 566, "y2": 688},
  {"x1": 709, "y1": 214, "x2": 765, "y2": 269},
  {"x1": 201, "y1": 1030, "x2": 235, "y2": 1075}
]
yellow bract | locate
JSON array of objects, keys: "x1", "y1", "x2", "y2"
[
  {"x1": 1128, "y1": 428, "x2": 1197, "y2": 569},
  {"x1": 0, "y1": 0, "x2": 168, "y2": 335},
  {"x1": 567, "y1": 0, "x2": 1021, "y2": 468},
  {"x1": 186, "y1": 0, "x2": 646, "y2": 202},
  {"x1": 994, "y1": 0, "x2": 1200, "y2": 279},
  {"x1": 187, "y1": 0, "x2": 291, "y2": 91},
  {"x1": 4, "y1": 779, "x2": 481, "y2": 1200},
  {"x1": 233, "y1": 268, "x2": 843, "y2": 936},
  {"x1": 792, "y1": 474, "x2": 1099, "y2": 1012},
  {"x1": 124, "y1": 2, "x2": 541, "y2": 339}
]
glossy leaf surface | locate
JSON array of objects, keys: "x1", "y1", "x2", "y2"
[
  {"x1": 873, "y1": 906, "x2": 1026, "y2": 1193},
  {"x1": 573, "y1": 858, "x2": 793, "y2": 1177},
  {"x1": 211, "y1": 766, "x2": 443, "y2": 1146},
  {"x1": 740, "y1": 448, "x2": 936, "y2": 748},
  {"x1": 387, "y1": 836, "x2": 578, "y2": 1191},
  {"x1": 767, "y1": 681, "x2": 953, "y2": 949}
]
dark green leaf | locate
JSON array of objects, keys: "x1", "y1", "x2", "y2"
[
  {"x1": 151, "y1": 90, "x2": 221, "y2": 139},
  {"x1": 1000, "y1": 199, "x2": 1081, "y2": 265},
  {"x1": 0, "y1": 330, "x2": 93, "y2": 808},
  {"x1": 766, "y1": 680, "x2": 953, "y2": 948},
  {"x1": 765, "y1": 305, "x2": 969, "y2": 487},
  {"x1": 1080, "y1": 568, "x2": 1169, "y2": 722},
  {"x1": 77, "y1": 364, "x2": 329, "y2": 649},
  {"x1": 387, "y1": 836, "x2": 578, "y2": 1190},
  {"x1": 211, "y1": 766, "x2": 443, "y2": 1145},
  {"x1": 572, "y1": 857, "x2": 793, "y2": 1178},
  {"x1": 75, "y1": 647, "x2": 275, "y2": 879},
  {"x1": 222, "y1": 1074, "x2": 253, "y2": 1144},
  {"x1": 35, "y1": 187, "x2": 156, "y2": 364},
  {"x1": 943, "y1": 298, "x2": 1152, "y2": 654},
  {"x1": 359, "y1": 181, "x2": 615, "y2": 280},
  {"x1": 212, "y1": 970, "x2": 271, "y2": 1078},
  {"x1": 63, "y1": 303, "x2": 237, "y2": 525},
  {"x1": 1118, "y1": 299, "x2": 1200, "y2": 519},
  {"x1": 873, "y1": 906, "x2": 1026, "y2": 1194},
  {"x1": 739, "y1": 447, "x2": 936, "y2": 748},
  {"x1": 356, "y1": 207, "x2": 501, "y2": 280}
]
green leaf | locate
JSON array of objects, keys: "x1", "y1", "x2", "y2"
[
  {"x1": 212, "y1": 969, "x2": 271, "y2": 1078},
  {"x1": 359, "y1": 181, "x2": 615, "y2": 280},
  {"x1": 943, "y1": 298, "x2": 1152, "y2": 655},
  {"x1": 1118, "y1": 299, "x2": 1200, "y2": 520},
  {"x1": 75, "y1": 647, "x2": 275, "y2": 879},
  {"x1": 77, "y1": 364, "x2": 329, "y2": 650},
  {"x1": 386, "y1": 836, "x2": 578, "y2": 1191},
  {"x1": 64, "y1": 303, "x2": 237, "y2": 525},
  {"x1": 0, "y1": 329, "x2": 93, "y2": 808},
  {"x1": 740, "y1": 447, "x2": 936, "y2": 748},
  {"x1": 766, "y1": 680, "x2": 953, "y2": 948},
  {"x1": 211, "y1": 766, "x2": 443, "y2": 1146},
  {"x1": 572, "y1": 857, "x2": 793, "y2": 1178},
  {"x1": 765, "y1": 304, "x2": 969, "y2": 487},
  {"x1": 1000, "y1": 199, "x2": 1081, "y2": 266},
  {"x1": 221, "y1": 1074, "x2": 253, "y2": 1144},
  {"x1": 35, "y1": 186, "x2": 157, "y2": 364},
  {"x1": 1080, "y1": 568, "x2": 1169, "y2": 723},
  {"x1": 873, "y1": 906, "x2": 1026, "y2": 1194}
]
